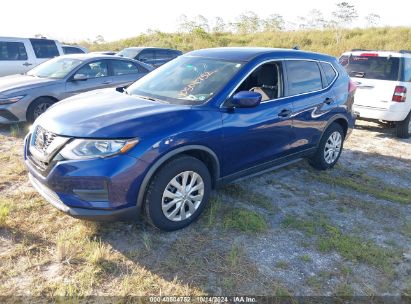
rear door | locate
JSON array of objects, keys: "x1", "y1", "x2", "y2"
[
  {"x1": 0, "y1": 39, "x2": 34, "y2": 76},
  {"x1": 65, "y1": 60, "x2": 113, "y2": 97},
  {"x1": 285, "y1": 59, "x2": 334, "y2": 152},
  {"x1": 109, "y1": 59, "x2": 147, "y2": 87},
  {"x1": 339, "y1": 54, "x2": 400, "y2": 110}
]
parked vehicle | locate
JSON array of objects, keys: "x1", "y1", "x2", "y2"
[
  {"x1": 90, "y1": 51, "x2": 116, "y2": 56},
  {"x1": 0, "y1": 37, "x2": 64, "y2": 77},
  {"x1": 24, "y1": 47, "x2": 356, "y2": 231},
  {"x1": 62, "y1": 45, "x2": 88, "y2": 54},
  {"x1": 116, "y1": 47, "x2": 182, "y2": 68},
  {"x1": 340, "y1": 49, "x2": 411, "y2": 138},
  {"x1": 0, "y1": 54, "x2": 153, "y2": 123}
]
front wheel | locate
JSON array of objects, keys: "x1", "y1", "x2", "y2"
[
  {"x1": 27, "y1": 97, "x2": 55, "y2": 123},
  {"x1": 309, "y1": 123, "x2": 345, "y2": 170},
  {"x1": 144, "y1": 155, "x2": 211, "y2": 231},
  {"x1": 396, "y1": 111, "x2": 411, "y2": 138}
]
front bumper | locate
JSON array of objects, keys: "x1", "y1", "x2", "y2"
[{"x1": 24, "y1": 133, "x2": 149, "y2": 221}]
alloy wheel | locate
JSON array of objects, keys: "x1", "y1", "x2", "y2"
[{"x1": 33, "y1": 103, "x2": 51, "y2": 119}]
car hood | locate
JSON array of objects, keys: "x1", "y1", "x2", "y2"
[
  {"x1": 34, "y1": 89, "x2": 192, "y2": 138},
  {"x1": 0, "y1": 74, "x2": 59, "y2": 95}
]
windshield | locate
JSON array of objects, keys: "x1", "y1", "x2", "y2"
[
  {"x1": 339, "y1": 55, "x2": 400, "y2": 81},
  {"x1": 27, "y1": 57, "x2": 83, "y2": 79},
  {"x1": 117, "y1": 48, "x2": 142, "y2": 58},
  {"x1": 126, "y1": 56, "x2": 243, "y2": 104}
]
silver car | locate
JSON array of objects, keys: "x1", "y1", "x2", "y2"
[{"x1": 0, "y1": 54, "x2": 153, "y2": 123}]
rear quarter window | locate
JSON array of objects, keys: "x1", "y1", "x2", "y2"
[
  {"x1": 30, "y1": 39, "x2": 59, "y2": 59},
  {"x1": 339, "y1": 55, "x2": 400, "y2": 81},
  {"x1": 402, "y1": 58, "x2": 411, "y2": 82},
  {"x1": 0, "y1": 41, "x2": 28, "y2": 60},
  {"x1": 286, "y1": 60, "x2": 323, "y2": 95},
  {"x1": 320, "y1": 62, "x2": 337, "y2": 85}
]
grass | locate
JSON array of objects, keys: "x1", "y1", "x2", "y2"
[
  {"x1": 0, "y1": 199, "x2": 11, "y2": 227},
  {"x1": 275, "y1": 260, "x2": 289, "y2": 270},
  {"x1": 223, "y1": 208, "x2": 268, "y2": 232},
  {"x1": 300, "y1": 255, "x2": 312, "y2": 263},
  {"x1": 83, "y1": 27, "x2": 411, "y2": 58},
  {"x1": 220, "y1": 184, "x2": 274, "y2": 211},
  {"x1": 282, "y1": 214, "x2": 400, "y2": 274},
  {"x1": 309, "y1": 168, "x2": 411, "y2": 205}
]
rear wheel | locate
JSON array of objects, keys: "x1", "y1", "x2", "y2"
[
  {"x1": 144, "y1": 155, "x2": 211, "y2": 231},
  {"x1": 27, "y1": 97, "x2": 55, "y2": 123},
  {"x1": 309, "y1": 123, "x2": 345, "y2": 170},
  {"x1": 395, "y1": 111, "x2": 411, "y2": 138}
]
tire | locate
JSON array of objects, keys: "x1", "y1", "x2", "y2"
[
  {"x1": 27, "y1": 97, "x2": 55, "y2": 123},
  {"x1": 309, "y1": 123, "x2": 345, "y2": 170},
  {"x1": 395, "y1": 111, "x2": 411, "y2": 138},
  {"x1": 144, "y1": 155, "x2": 212, "y2": 231}
]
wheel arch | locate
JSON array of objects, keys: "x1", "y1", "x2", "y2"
[
  {"x1": 136, "y1": 145, "x2": 220, "y2": 211},
  {"x1": 322, "y1": 115, "x2": 349, "y2": 139},
  {"x1": 26, "y1": 96, "x2": 59, "y2": 121}
]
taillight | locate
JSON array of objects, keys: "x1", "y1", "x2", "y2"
[
  {"x1": 348, "y1": 79, "x2": 357, "y2": 93},
  {"x1": 392, "y1": 86, "x2": 407, "y2": 102}
]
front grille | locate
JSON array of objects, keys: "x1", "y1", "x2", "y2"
[{"x1": 33, "y1": 126, "x2": 57, "y2": 154}]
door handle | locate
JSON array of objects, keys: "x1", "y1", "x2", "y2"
[
  {"x1": 324, "y1": 97, "x2": 334, "y2": 105},
  {"x1": 278, "y1": 109, "x2": 292, "y2": 118},
  {"x1": 102, "y1": 81, "x2": 112, "y2": 85},
  {"x1": 23, "y1": 62, "x2": 33, "y2": 67}
]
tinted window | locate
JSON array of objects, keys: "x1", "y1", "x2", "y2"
[
  {"x1": 286, "y1": 60, "x2": 323, "y2": 95},
  {"x1": 63, "y1": 46, "x2": 85, "y2": 54},
  {"x1": 402, "y1": 58, "x2": 411, "y2": 82},
  {"x1": 111, "y1": 60, "x2": 139, "y2": 75},
  {"x1": 75, "y1": 61, "x2": 109, "y2": 79},
  {"x1": 156, "y1": 50, "x2": 174, "y2": 60},
  {"x1": 339, "y1": 55, "x2": 400, "y2": 81},
  {"x1": 0, "y1": 41, "x2": 28, "y2": 60},
  {"x1": 138, "y1": 50, "x2": 155, "y2": 62},
  {"x1": 30, "y1": 39, "x2": 59, "y2": 59},
  {"x1": 321, "y1": 62, "x2": 337, "y2": 85}
]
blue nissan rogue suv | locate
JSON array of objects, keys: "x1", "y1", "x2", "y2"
[{"x1": 24, "y1": 47, "x2": 356, "y2": 231}]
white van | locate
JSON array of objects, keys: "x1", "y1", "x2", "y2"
[
  {"x1": 0, "y1": 37, "x2": 64, "y2": 77},
  {"x1": 339, "y1": 50, "x2": 411, "y2": 138}
]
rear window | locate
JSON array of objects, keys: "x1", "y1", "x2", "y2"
[
  {"x1": 30, "y1": 39, "x2": 59, "y2": 59},
  {"x1": 286, "y1": 60, "x2": 323, "y2": 96},
  {"x1": 0, "y1": 41, "x2": 27, "y2": 61},
  {"x1": 339, "y1": 55, "x2": 400, "y2": 81},
  {"x1": 111, "y1": 60, "x2": 140, "y2": 75},
  {"x1": 321, "y1": 62, "x2": 337, "y2": 85}
]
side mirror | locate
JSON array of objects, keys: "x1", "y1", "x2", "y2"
[
  {"x1": 231, "y1": 91, "x2": 262, "y2": 108},
  {"x1": 73, "y1": 73, "x2": 88, "y2": 81}
]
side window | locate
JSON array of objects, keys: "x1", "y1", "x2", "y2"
[
  {"x1": 0, "y1": 41, "x2": 28, "y2": 61},
  {"x1": 63, "y1": 46, "x2": 85, "y2": 54},
  {"x1": 320, "y1": 62, "x2": 337, "y2": 86},
  {"x1": 111, "y1": 60, "x2": 140, "y2": 75},
  {"x1": 75, "y1": 61, "x2": 109, "y2": 79},
  {"x1": 156, "y1": 50, "x2": 173, "y2": 61},
  {"x1": 286, "y1": 60, "x2": 323, "y2": 96},
  {"x1": 137, "y1": 50, "x2": 155, "y2": 62},
  {"x1": 235, "y1": 61, "x2": 283, "y2": 101},
  {"x1": 403, "y1": 58, "x2": 411, "y2": 82},
  {"x1": 30, "y1": 39, "x2": 59, "y2": 59}
]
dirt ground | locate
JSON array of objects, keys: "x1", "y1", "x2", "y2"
[{"x1": 0, "y1": 120, "x2": 410, "y2": 297}]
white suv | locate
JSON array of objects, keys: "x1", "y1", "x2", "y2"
[
  {"x1": 0, "y1": 37, "x2": 64, "y2": 77},
  {"x1": 340, "y1": 50, "x2": 411, "y2": 138}
]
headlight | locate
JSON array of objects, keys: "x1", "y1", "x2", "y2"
[
  {"x1": 60, "y1": 138, "x2": 139, "y2": 160},
  {"x1": 0, "y1": 95, "x2": 26, "y2": 105}
]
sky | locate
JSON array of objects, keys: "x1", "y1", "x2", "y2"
[{"x1": 1, "y1": 0, "x2": 410, "y2": 42}]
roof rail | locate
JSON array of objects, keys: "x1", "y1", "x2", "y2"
[
  {"x1": 351, "y1": 49, "x2": 371, "y2": 51},
  {"x1": 400, "y1": 50, "x2": 411, "y2": 54}
]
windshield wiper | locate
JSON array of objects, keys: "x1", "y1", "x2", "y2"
[{"x1": 134, "y1": 95, "x2": 165, "y2": 103}]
